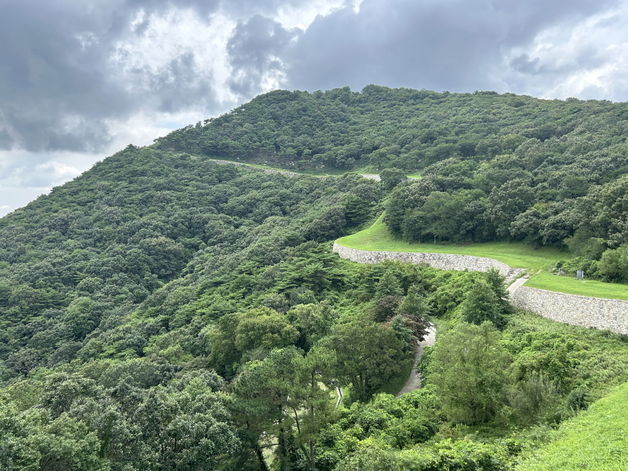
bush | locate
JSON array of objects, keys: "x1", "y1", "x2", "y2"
[
  {"x1": 428, "y1": 322, "x2": 511, "y2": 425},
  {"x1": 597, "y1": 245, "x2": 628, "y2": 283}
]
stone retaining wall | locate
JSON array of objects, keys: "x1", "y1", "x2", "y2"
[
  {"x1": 333, "y1": 242, "x2": 628, "y2": 335},
  {"x1": 510, "y1": 286, "x2": 628, "y2": 335},
  {"x1": 332, "y1": 242, "x2": 511, "y2": 276}
]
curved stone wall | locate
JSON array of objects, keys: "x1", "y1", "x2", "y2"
[
  {"x1": 333, "y1": 242, "x2": 628, "y2": 335},
  {"x1": 510, "y1": 286, "x2": 628, "y2": 335},
  {"x1": 332, "y1": 242, "x2": 511, "y2": 276}
]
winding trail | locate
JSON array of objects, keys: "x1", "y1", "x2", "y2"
[{"x1": 397, "y1": 325, "x2": 436, "y2": 395}]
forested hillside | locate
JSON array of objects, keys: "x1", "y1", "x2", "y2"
[
  {"x1": 159, "y1": 87, "x2": 628, "y2": 282},
  {"x1": 1, "y1": 88, "x2": 627, "y2": 470}
]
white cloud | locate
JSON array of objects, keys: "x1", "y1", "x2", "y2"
[
  {"x1": 0, "y1": 150, "x2": 102, "y2": 215},
  {"x1": 111, "y1": 8, "x2": 238, "y2": 107},
  {"x1": 275, "y1": 0, "x2": 354, "y2": 29},
  {"x1": 503, "y1": 3, "x2": 628, "y2": 101}
]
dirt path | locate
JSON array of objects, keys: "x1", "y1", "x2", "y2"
[{"x1": 397, "y1": 325, "x2": 436, "y2": 396}]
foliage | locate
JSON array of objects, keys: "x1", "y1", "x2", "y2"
[
  {"x1": 1, "y1": 87, "x2": 627, "y2": 470},
  {"x1": 428, "y1": 322, "x2": 511, "y2": 424}
]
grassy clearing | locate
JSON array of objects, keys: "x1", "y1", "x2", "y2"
[
  {"x1": 337, "y1": 216, "x2": 565, "y2": 270},
  {"x1": 516, "y1": 382, "x2": 628, "y2": 471},
  {"x1": 336, "y1": 216, "x2": 628, "y2": 300}
]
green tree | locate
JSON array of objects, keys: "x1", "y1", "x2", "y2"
[
  {"x1": 459, "y1": 280, "x2": 504, "y2": 327},
  {"x1": 323, "y1": 321, "x2": 408, "y2": 401},
  {"x1": 429, "y1": 322, "x2": 511, "y2": 424},
  {"x1": 287, "y1": 303, "x2": 337, "y2": 351},
  {"x1": 399, "y1": 285, "x2": 430, "y2": 319},
  {"x1": 380, "y1": 168, "x2": 406, "y2": 191},
  {"x1": 597, "y1": 245, "x2": 628, "y2": 283},
  {"x1": 375, "y1": 270, "x2": 403, "y2": 298},
  {"x1": 235, "y1": 307, "x2": 299, "y2": 353}
]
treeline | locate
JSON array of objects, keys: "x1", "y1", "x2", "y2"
[{"x1": 385, "y1": 174, "x2": 628, "y2": 283}]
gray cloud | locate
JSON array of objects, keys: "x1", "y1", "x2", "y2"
[
  {"x1": 0, "y1": 0, "x2": 228, "y2": 153},
  {"x1": 228, "y1": 15, "x2": 297, "y2": 97},
  {"x1": 0, "y1": 0, "x2": 332, "y2": 153},
  {"x1": 3, "y1": 0, "x2": 621, "y2": 155},
  {"x1": 283, "y1": 0, "x2": 619, "y2": 92}
]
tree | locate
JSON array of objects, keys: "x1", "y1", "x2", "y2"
[
  {"x1": 375, "y1": 270, "x2": 403, "y2": 298},
  {"x1": 597, "y1": 245, "x2": 628, "y2": 283},
  {"x1": 287, "y1": 303, "x2": 337, "y2": 351},
  {"x1": 429, "y1": 322, "x2": 511, "y2": 424},
  {"x1": 372, "y1": 295, "x2": 402, "y2": 322},
  {"x1": 234, "y1": 307, "x2": 299, "y2": 353},
  {"x1": 230, "y1": 347, "x2": 303, "y2": 471},
  {"x1": 134, "y1": 377, "x2": 240, "y2": 471},
  {"x1": 399, "y1": 285, "x2": 430, "y2": 319},
  {"x1": 324, "y1": 321, "x2": 408, "y2": 401},
  {"x1": 208, "y1": 308, "x2": 299, "y2": 376},
  {"x1": 487, "y1": 180, "x2": 535, "y2": 238},
  {"x1": 459, "y1": 279, "x2": 504, "y2": 327},
  {"x1": 380, "y1": 168, "x2": 406, "y2": 191}
]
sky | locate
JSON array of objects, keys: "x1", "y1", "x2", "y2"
[{"x1": 1, "y1": 0, "x2": 628, "y2": 216}]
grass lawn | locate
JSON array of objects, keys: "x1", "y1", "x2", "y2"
[
  {"x1": 516, "y1": 382, "x2": 628, "y2": 471},
  {"x1": 336, "y1": 215, "x2": 628, "y2": 300},
  {"x1": 526, "y1": 272, "x2": 628, "y2": 301}
]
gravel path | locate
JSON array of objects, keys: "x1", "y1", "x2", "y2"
[{"x1": 397, "y1": 325, "x2": 436, "y2": 396}]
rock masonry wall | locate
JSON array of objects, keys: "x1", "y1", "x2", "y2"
[
  {"x1": 510, "y1": 286, "x2": 628, "y2": 335},
  {"x1": 332, "y1": 242, "x2": 511, "y2": 276},
  {"x1": 333, "y1": 242, "x2": 628, "y2": 335}
]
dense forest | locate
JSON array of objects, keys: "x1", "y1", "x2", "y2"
[
  {"x1": 1, "y1": 88, "x2": 627, "y2": 470},
  {"x1": 157, "y1": 87, "x2": 628, "y2": 282}
]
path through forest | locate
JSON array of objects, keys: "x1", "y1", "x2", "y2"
[{"x1": 397, "y1": 325, "x2": 436, "y2": 395}]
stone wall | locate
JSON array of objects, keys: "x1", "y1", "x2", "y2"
[
  {"x1": 332, "y1": 242, "x2": 511, "y2": 276},
  {"x1": 510, "y1": 286, "x2": 628, "y2": 335},
  {"x1": 333, "y1": 242, "x2": 628, "y2": 335}
]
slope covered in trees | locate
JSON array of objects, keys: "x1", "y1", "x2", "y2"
[
  {"x1": 1, "y1": 88, "x2": 627, "y2": 470},
  {"x1": 157, "y1": 86, "x2": 628, "y2": 283}
]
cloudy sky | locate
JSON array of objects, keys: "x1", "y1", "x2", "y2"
[{"x1": 1, "y1": 0, "x2": 628, "y2": 215}]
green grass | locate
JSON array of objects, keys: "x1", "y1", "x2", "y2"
[
  {"x1": 336, "y1": 216, "x2": 628, "y2": 300},
  {"x1": 516, "y1": 382, "x2": 628, "y2": 471},
  {"x1": 527, "y1": 272, "x2": 628, "y2": 301},
  {"x1": 337, "y1": 216, "x2": 565, "y2": 270}
]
